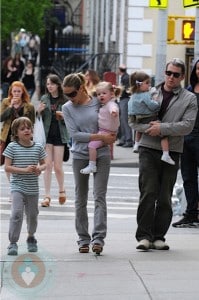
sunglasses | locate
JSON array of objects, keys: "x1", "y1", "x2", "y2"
[
  {"x1": 64, "y1": 90, "x2": 78, "y2": 98},
  {"x1": 165, "y1": 70, "x2": 181, "y2": 78}
]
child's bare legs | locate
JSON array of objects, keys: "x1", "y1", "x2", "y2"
[
  {"x1": 42, "y1": 144, "x2": 66, "y2": 206},
  {"x1": 80, "y1": 147, "x2": 97, "y2": 174},
  {"x1": 161, "y1": 137, "x2": 175, "y2": 165},
  {"x1": 133, "y1": 131, "x2": 142, "y2": 153}
]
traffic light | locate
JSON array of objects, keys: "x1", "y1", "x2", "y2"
[
  {"x1": 182, "y1": 20, "x2": 195, "y2": 40},
  {"x1": 167, "y1": 19, "x2": 175, "y2": 40}
]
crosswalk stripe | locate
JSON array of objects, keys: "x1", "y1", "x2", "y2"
[{"x1": 1, "y1": 209, "x2": 136, "y2": 219}]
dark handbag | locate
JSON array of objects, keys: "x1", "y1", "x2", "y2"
[
  {"x1": 63, "y1": 144, "x2": 70, "y2": 162},
  {"x1": 0, "y1": 140, "x2": 6, "y2": 166}
]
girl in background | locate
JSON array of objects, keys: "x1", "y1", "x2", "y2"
[
  {"x1": 37, "y1": 74, "x2": 69, "y2": 207},
  {"x1": 22, "y1": 60, "x2": 36, "y2": 99},
  {"x1": 0, "y1": 81, "x2": 35, "y2": 150}
]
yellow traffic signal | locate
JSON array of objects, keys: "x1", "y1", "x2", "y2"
[
  {"x1": 182, "y1": 20, "x2": 195, "y2": 40},
  {"x1": 167, "y1": 19, "x2": 175, "y2": 41}
]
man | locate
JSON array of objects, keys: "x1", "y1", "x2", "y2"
[
  {"x1": 130, "y1": 58, "x2": 198, "y2": 251},
  {"x1": 116, "y1": 64, "x2": 133, "y2": 147},
  {"x1": 172, "y1": 58, "x2": 199, "y2": 228}
]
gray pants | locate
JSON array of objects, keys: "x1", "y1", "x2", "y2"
[
  {"x1": 9, "y1": 191, "x2": 39, "y2": 243},
  {"x1": 73, "y1": 155, "x2": 110, "y2": 247}
]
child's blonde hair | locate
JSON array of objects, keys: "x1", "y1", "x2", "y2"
[
  {"x1": 130, "y1": 71, "x2": 150, "y2": 93},
  {"x1": 96, "y1": 81, "x2": 121, "y2": 98},
  {"x1": 11, "y1": 117, "x2": 33, "y2": 141}
]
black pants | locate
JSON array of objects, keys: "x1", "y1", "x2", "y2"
[
  {"x1": 136, "y1": 147, "x2": 180, "y2": 242},
  {"x1": 181, "y1": 135, "x2": 199, "y2": 218}
]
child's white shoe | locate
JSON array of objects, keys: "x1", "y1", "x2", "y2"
[
  {"x1": 80, "y1": 165, "x2": 97, "y2": 174},
  {"x1": 132, "y1": 143, "x2": 139, "y2": 153},
  {"x1": 161, "y1": 154, "x2": 175, "y2": 165}
]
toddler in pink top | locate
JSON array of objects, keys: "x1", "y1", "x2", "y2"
[{"x1": 80, "y1": 81, "x2": 121, "y2": 174}]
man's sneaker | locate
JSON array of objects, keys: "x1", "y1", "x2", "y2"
[
  {"x1": 153, "y1": 240, "x2": 169, "y2": 250},
  {"x1": 7, "y1": 243, "x2": 18, "y2": 256},
  {"x1": 172, "y1": 215, "x2": 199, "y2": 228},
  {"x1": 27, "y1": 236, "x2": 38, "y2": 252},
  {"x1": 136, "y1": 239, "x2": 151, "y2": 251}
]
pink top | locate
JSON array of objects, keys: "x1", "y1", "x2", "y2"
[{"x1": 98, "y1": 99, "x2": 120, "y2": 132}]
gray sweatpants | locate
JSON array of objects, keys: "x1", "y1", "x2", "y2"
[
  {"x1": 73, "y1": 155, "x2": 110, "y2": 247},
  {"x1": 9, "y1": 191, "x2": 39, "y2": 243}
]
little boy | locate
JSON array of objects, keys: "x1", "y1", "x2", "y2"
[{"x1": 3, "y1": 117, "x2": 46, "y2": 255}]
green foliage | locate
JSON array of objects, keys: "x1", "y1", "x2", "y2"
[{"x1": 1, "y1": 0, "x2": 53, "y2": 42}]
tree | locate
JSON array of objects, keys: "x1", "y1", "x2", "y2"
[{"x1": 1, "y1": 0, "x2": 53, "y2": 42}]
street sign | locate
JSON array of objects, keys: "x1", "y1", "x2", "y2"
[
  {"x1": 183, "y1": 0, "x2": 199, "y2": 8},
  {"x1": 149, "y1": 0, "x2": 168, "y2": 9}
]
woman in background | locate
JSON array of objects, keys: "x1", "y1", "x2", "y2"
[
  {"x1": 84, "y1": 69, "x2": 100, "y2": 97},
  {"x1": 37, "y1": 74, "x2": 69, "y2": 207}
]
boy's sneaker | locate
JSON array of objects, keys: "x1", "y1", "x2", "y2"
[
  {"x1": 161, "y1": 154, "x2": 175, "y2": 165},
  {"x1": 27, "y1": 236, "x2": 38, "y2": 252},
  {"x1": 172, "y1": 215, "x2": 199, "y2": 228},
  {"x1": 7, "y1": 243, "x2": 18, "y2": 256},
  {"x1": 80, "y1": 165, "x2": 97, "y2": 174}
]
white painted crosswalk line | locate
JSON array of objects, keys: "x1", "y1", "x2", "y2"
[{"x1": 0, "y1": 198, "x2": 138, "y2": 219}]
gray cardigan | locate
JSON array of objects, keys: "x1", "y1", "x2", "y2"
[{"x1": 129, "y1": 83, "x2": 198, "y2": 153}]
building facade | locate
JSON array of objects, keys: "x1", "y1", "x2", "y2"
[{"x1": 47, "y1": 0, "x2": 197, "y2": 85}]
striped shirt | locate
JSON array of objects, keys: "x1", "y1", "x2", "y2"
[{"x1": 3, "y1": 141, "x2": 47, "y2": 195}]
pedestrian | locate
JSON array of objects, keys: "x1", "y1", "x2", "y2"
[
  {"x1": 22, "y1": 60, "x2": 36, "y2": 99},
  {"x1": 62, "y1": 73, "x2": 116, "y2": 254},
  {"x1": 13, "y1": 52, "x2": 25, "y2": 80},
  {"x1": 129, "y1": 58, "x2": 198, "y2": 251},
  {"x1": 1, "y1": 56, "x2": 19, "y2": 99},
  {"x1": 3, "y1": 116, "x2": 47, "y2": 255},
  {"x1": 128, "y1": 71, "x2": 175, "y2": 165},
  {"x1": 37, "y1": 74, "x2": 69, "y2": 207},
  {"x1": 84, "y1": 69, "x2": 100, "y2": 97},
  {"x1": 116, "y1": 64, "x2": 133, "y2": 147},
  {"x1": 0, "y1": 81, "x2": 35, "y2": 167},
  {"x1": 172, "y1": 58, "x2": 199, "y2": 228},
  {"x1": 80, "y1": 81, "x2": 120, "y2": 174}
]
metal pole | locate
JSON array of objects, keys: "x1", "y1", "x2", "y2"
[
  {"x1": 194, "y1": 7, "x2": 199, "y2": 59},
  {"x1": 155, "y1": 9, "x2": 168, "y2": 85}
]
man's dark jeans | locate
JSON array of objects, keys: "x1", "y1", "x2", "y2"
[
  {"x1": 181, "y1": 135, "x2": 199, "y2": 218},
  {"x1": 136, "y1": 147, "x2": 180, "y2": 242}
]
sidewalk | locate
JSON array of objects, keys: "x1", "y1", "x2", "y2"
[
  {"x1": 111, "y1": 143, "x2": 139, "y2": 168},
  {"x1": 1, "y1": 217, "x2": 199, "y2": 300},
  {"x1": 1, "y1": 146, "x2": 199, "y2": 300}
]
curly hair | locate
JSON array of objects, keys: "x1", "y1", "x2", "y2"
[{"x1": 7, "y1": 81, "x2": 30, "y2": 103}]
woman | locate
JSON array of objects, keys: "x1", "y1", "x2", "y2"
[
  {"x1": 37, "y1": 74, "x2": 69, "y2": 207},
  {"x1": 1, "y1": 56, "x2": 19, "y2": 99},
  {"x1": 84, "y1": 69, "x2": 100, "y2": 97},
  {"x1": 0, "y1": 81, "x2": 35, "y2": 157},
  {"x1": 22, "y1": 60, "x2": 36, "y2": 99},
  {"x1": 62, "y1": 73, "x2": 116, "y2": 255}
]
